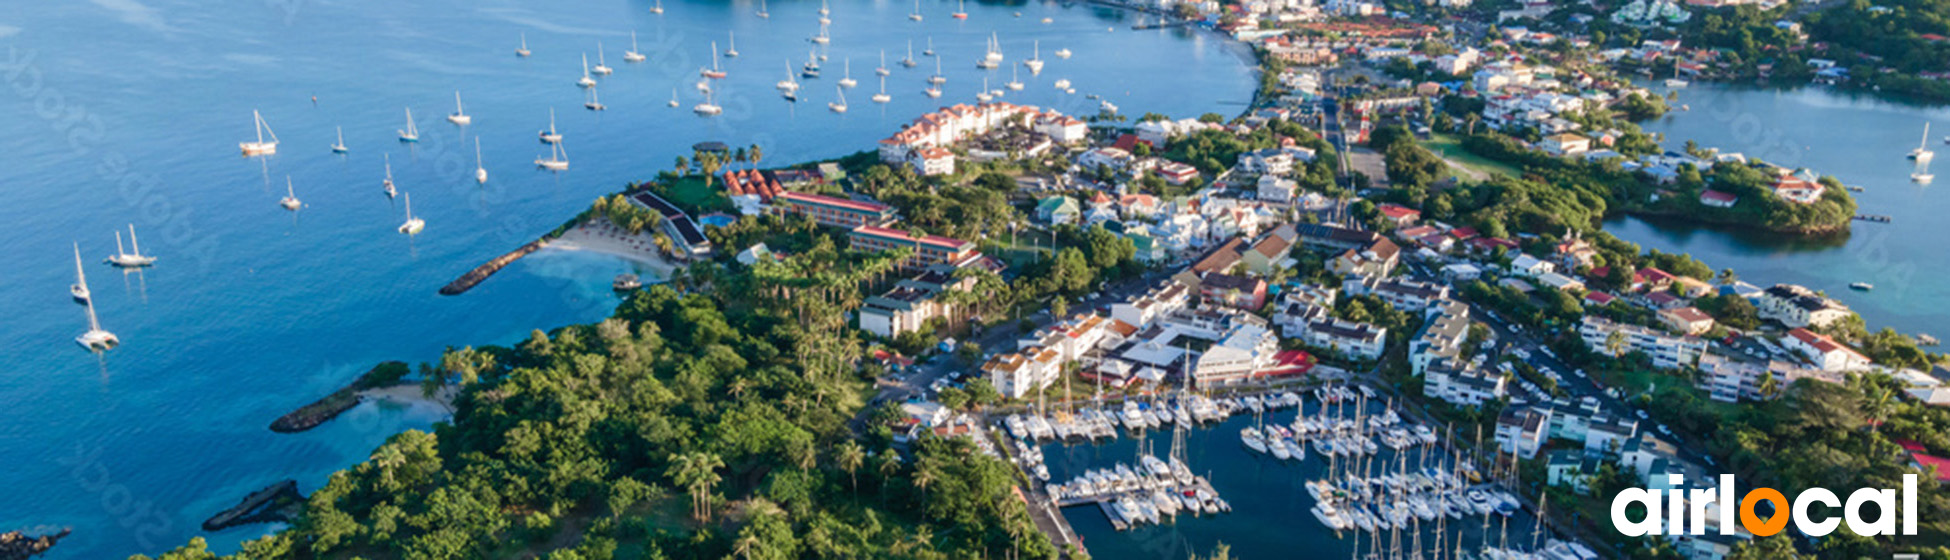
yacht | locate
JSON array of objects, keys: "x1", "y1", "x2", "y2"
[
  {"x1": 280, "y1": 177, "x2": 301, "y2": 211},
  {"x1": 976, "y1": 78, "x2": 992, "y2": 102},
  {"x1": 105, "y1": 224, "x2": 156, "y2": 268},
  {"x1": 724, "y1": 32, "x2": 739, "y2": 57},
  {"x1": 701, "y1": 42, "x2": 727, "y2": 78},
  {"x1": 778, "y1": 60, "x2": 802, "y2": 91},
  {"x1": 838, "y1": 58, "x2": 857, "y2": 88},
  {"x1": 69, "y1": 242, "x2": 91, "y2": 303},
  {"x1": 1055, "y1": 47, "x2": 1072, "y2": 59},
  {"x1": 828, "y1": 85, "x2": 848, "y2": 113},
  {"x1": 474, "y1": 138, "x2": 488, "y2": 184},
  {"x1": 909, "y1": 0, "x2": 923, "y2": 21},
  {"x1": 801, "y1": 50, "x2": 821, "y2": 78},
  {"x1": 984, "y1": 33, "x2": 1003, "y2": 63},
  {"x1": 239, "y1": 110, "x2": 279, "y2": 156},
  {"x1": 811, "y1": 22, "x2": 830, "y2": 45},
  {"x1": 74, "y1": 252, "x2": 117, "y2": 352},
  {"x1": 382, "y1": 154, "x2": 396, "y2": 198},
  {"x1": 536, "y1": 140, "x2": 569, "y2": 170},
  {"x1": 1850, "y1": 282, "x2": 1874, "y2": 291},
  {"x1": 539, "y1": 108, "x2": 563, "y2": 144},
  {"x1": 872, "y1": 76, "x2": 891, "y2": 103},
  {"x1": 651, "y1": 0, "x2": 664, "y2": 14},
  {"x1": 614, "y1": 274, "x2": 643, "y2": 291},
  {"x1": 952, "y1": 0, "x2": 967, "y2": 19},
  {"x1": 875, "y1": 51, "x2": 891, "y2": 77},
  {"x1": 584, "y1": 87, "x2": 606, "y2": 111},
  {"x1": 1006, "y1": 65, "x2": 1023, "y2": 91},
  {"x1": 591, "y1": 43, "x2": 614, "y2": 75},
  {"x1": 901, "y1": 41, "x2": 919, "y2": 67},
  {"x1": 929, "y1": 56, "x2": 946, "y2": 84},
  {"x1": 923, "y1": 36, "x2": 936, "y2": 57},
  {"x1": 1241, "y1": 427, "x2": 1267, "y2": 453},
  {"x1": 669, "y1": 88, "x2": 681, "y2": 108},
  {"x1": 1024, "y1": 40, "x2": 1044, "y2": 74},
  {"x1": 446, "y1": 91, "x2": 471, "y2": 125},
  {"x1": 577, "y1": 53, "x2": 598, "y2": 87},
  {"x1": 516, "y1": 33, "x2": 531, "y2": 57},
  {"x1": 1914, "y1": 172, "x2": 1935, "y2": 183},
  {"x1": 398, "y1": 192, "x2": 425, "y2": 235},
  {"x1": 694, "y1": 90, "x2": 724, "y2": 115},
  {"x1": 755, "y1": 0, "x2": 768, "y2": 18},
  {"x1": 1053, "y1": 78, "x2": 1071, "y2": 89},
  {"x1": 391, "y1": 107, "x2": 415, "y2": 142},
  {"x1": 330, "y1": 126, "x2": 348, "y2": 154},
  {"x1": 924, "y1": 85, "x2": 941, "y2": 98},
  {"x1": 624, "y1": 31, "x2": 647, "y2": 62},
  {"x1": 1909, "y1": 122, "x2": 1934, "y2": 161}
]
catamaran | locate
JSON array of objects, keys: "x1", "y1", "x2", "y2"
[
  {"x1": 1024, "y1": 40, "x2": 1044, "y2": 73},
  {"x1": 838, "y1": 58, "x2": 857, "y2": 88},
  {"x1": 70, "y1": 242, "x2": 91, "y2": 303},
  {"x1": 536, "y1": 140, "x2": 569, "y2": 171},
  {"x1": 474, "y1": 138, "x2": 488, "y2": 184},
  {"x1": 585, "y1": 87, "x2": 606, "y2": 111},
  {"x1": 829, "y1": 86, "x2": 848, "y2": 113},
  {"x1": 591, "y1": 43, "x2": 614, "y2": 75},
  {"x1": 539, "y1": 108, "x2": 563, "y2": 144},
  {"x1": 516, "y1": 33, "x2": 531, "y2": 57},
  {"x1": 397, "y1": 108, "x2": 420, "y2": 142},
  {"x1": 802, "y1": 50, "x2": 821, "y2": 78},
  {"x1": 239, "y1": 110, "x2": 279, "y2": 156},
  {"x1": 398, "y1": 192, "x2": 425, "y2": 235},
  {"x1": 382, "y1": 154, "x2": 397, "y2": 198},
  {"x1": 910, "y1": 0, "x2": 923, "y2": 21},
  {"x1": 330, "y1": 126, "x2": 348, "y2": 154},
  {"x1": 447, "y1": 91, "x2": 471, "y2": 125},
  {"x1": 725, "y1": 32, "x2": 740, "y2": 57},
  {"x1": 624, "y1": 31, "x2": 647, "y2": 62},
  {"x1": 694, "y1": 89, "x2": 723, "y2": 115},
  {"x1": 105, "y1": 224, "x2": 155, "y2": 268},
  {"x1": 578, "y1": 53, "x2": 598, "y2": 87},
  {"x1": 872, "y1": 75, "x2": 891, "y2": 103},
  {"x1": 953, "y1": 0, "x2": 967, "y2": 19},
  {"x1": 876, "y1": 50, "x2": 891, "y2": 76},
  {"x1": 901, "y1": 41, "x2": 919, "y2": 67},
  {"x1": 280, "y1": 177, "x2": 302, "y2": 211},
  {"x1": 1910, "y1": 122, "x2": 1934, "y2": 161}
]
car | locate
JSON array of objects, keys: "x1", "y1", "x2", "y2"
[
  {"x1": 1657, "y1": 424, "x2": 1672, "y2": 436},
  {"x1": 1635, "y1": 409, "x2": 1650, "y2": 420},
  {"x1": 1573, "y1": 369, "x2": 1587, "y2": 378}
]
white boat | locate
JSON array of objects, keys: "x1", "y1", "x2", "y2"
[
  {"x1": 755, "y1": 0, "x2": 768, "y2": 18},
  {"x1": 1055, "y1": 47, "x2": 1072, "y2": 59},
  {"x1": 875, "y1": 50, "x2": 891, "y2": 77},
  {"x1": 584, "y1": 87, "x2": 606, "y2": 111},
  {"x1": 701, "y1": 42, "x2": 727, "y2": 78},
  {"x1": 669, "y1": 88, "x2": 681, "y2": 107},
  {"x1": 69, "y1": 242, "x2": 90, "y2": 303},
  {"x1": 1007, "y1": 65, "x2": 1023, "y2": 91},
  {"x1": 624, "y1": 31, "x2": 647, "y2": 62},
  {"x1": 1041, "y1": 17, "x2": 1052, "y2": 23},
  {"x1": 330, "y1": 126, "x2": 348, "y2": 154},
  {"x1": 105, "y1": 224, "x2": 156, "y2": 268},
  {"x1": 838, "y1": 58, "x2": 857, "y2": 88},
  {"x1": 516, "y1": 33, "x2": 531, "y2": 57},
  {"x1": 811, "y1": 22, "x2": 830, "y2": 45},
  {"x1": 696, "y1": 79, "x2": 712, "y2": 93},
  {"x1": 651, "y1": 0, "x2": 664, "y2": 14},
  {"x1": 923, "y1": 36, "x2": 935, "y2": 57},
  {"x1": 539, "y1": 108, "x2": 563, "y2": 144},
  {"x1": 1910, "y1": 122, "x2": 1934, "y2": 160},
  {"x1": 924, "y1": 86, "x2": 941, "y2": 98},
  {"x1": 778, "y1": 60, "x2": 802, "y2": 91},
  {"x1": 1241, "y1": 427, "x2": 1267, "y2": 453},
  {"x1": 74, "y1": 250, "x2": 117, "y2": 352},
  {"x1": 280, "y1": 177, "x2": 301, "y2": 211},
  {"x1": 872, "y1": 75, "x2": 892, "y2": 103},
  {"x1": 398, "y1": 192, "x2": 425, "y2": 235},
  {"x1": 1851, "y1": 282, "x2": 1874, "y2": 291},
  {"x1": 802, "y1": 50, "x2": 821, "y2": 78},
  {"x1": 829, "y1": 86, "x2": 848, "y2": 113},
  {"x1": 909, "y1": 0, "x2": 923, "y2": 21},
  {"x1": 536, "y1": 140, "x2": 569, "y2": 171},
  {"x1": 446, "y1": 91, "x2": 471, "y2": 125},
  {"x1": 977, "y1": 77, "x2": 993, "y2": 102},
  {"x1": 930, "y1": 56, "x2": 946, "y2": 84},
  {"x1": 1914, "y1": 172, "x2": 1935, "y2": 183},
  {"x1": 382, "y1": 154, "x2": 396, "y2": 198},
  {"x1": 239, "y1": 110, "x2": 279, "y2": 156},
  {"x1": 397, "y1": 107, "x2": 420, "y2": 142},
  {"x1": 952, "y1": 0, "x2": 967, "y2": 19},
  {"x1": 694, "y1": 89, "x2": 723, "y2": 115},
  {"x1": 725, "y1": 32, "x2": 740, "y2": 57},
  {"x1": 1665, "y1": 78, "x2": 1689, "y2": 88},
  {"x1": 985, "y1": 32, "x2": 1004, "y2": 63},
  {"x1": 591, "y1": 42, "x2": 614, "y2": 75},
  {"x1": 819, "y1": 0, "x2": 829, "y2": 17},
  {"x1": 1024, "y1": 40, "x2": 1044, "y2": 74},
  {"x1": 474, "y1": 138, "x2": 488, "y2": 185},
  {"x1": 578, "y1": 53, "x2": 598, "y2": 87},
  {"x1": 901, "y1": 41, "x2": 919, "y2": 67},
  {"x1": 1054, "y1": 78, "x2": 1071, "y2": 89}
]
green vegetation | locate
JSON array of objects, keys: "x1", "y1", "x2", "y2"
[{"x1": 1423, "y1": 133, "x2": 1521, "y2": 178}]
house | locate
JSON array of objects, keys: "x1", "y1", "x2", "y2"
[
  {"x1": 1119, "y1": 194, "x2": 1162, "y2": 218},
  {"x1": 1546, "y1": 449, "x2": 1604, "y2": 494},
  {"x1": 628, "y1": 191, "x2": 714, "y2": 259},
  {"x1": 1496, "y1": 408, "x2": 1550, "y2": 459},
  {"x1": 848, "y1": 225, "x2": 981, "y2": 269},
  {"x1": 1699, "y1": 189, "x2": 1738, "y2": 208},
  {"x1": 984, "y1": 349, "x2": 1063, "y2": 399},
  {"x1": 914, "y1": 147, "x2": 957, "y2": 176},
  {"x1": 1198, "y1": 272, "x2": 1269, "y2": 310},
  {"x1": 774, "y1": 191, "x2": 898, "y2": 229},
  {"x1": 1237, "y1": 148, "x2": 1297, "y2": 175},
  {"x1": 1240, "y1": 227, "x2": 1295, "y2": 276},
  {"x1": 1659, "y1": 306, "x2": 1716, "y2": 335},
  {"x1": 1375, "y1": 203, "x2": 1421, "y2": 226},
  {"x1": 1111, "y1": 280, "x2": 1192, "y2": 329},
  {"x1": 1300, "y1": 318, "x2": 1388, "y2": 361},
  {"x1": 1508, "y1": 253, "x2": 1555, "y2": 278},
  {"x1": 1191, "y1": 237, "x2": 1248, "y2": 275},
  {"x1": 1425, "y1": 359, "x2": 1507, "y2": 406},
  {"x1": 1257, "y1": 175, "x2": 1298, "y2": 204},
  {"x1": 1539, "y1": 133, "x2": 1590, "y2": 156},
  {"x1": 1536, "y1": 272, "x2": 1585, "y2": 293},
  {"x1": 1770, "y1": 175, "x2": 1826, "y2": 204},
  {"x1": 1579, "y1": 316, "x2": 1707, "y2": 370},
  {"x1": 1330, "y1": 237, "x2": 1401, "y2": 277},
  {"x1": 1078, "y1": 147, "x2": 1133, "y2": 170},
  {"x1": 1756, "y1": 284, "x2": 1851, "y2": 328},
  {"x1": 1553, "y1": 235, "x2": 1599, "y2": 269},
  {"x1": 1783, "y1": 328, "x2": 1872, "y2": 372},
  {"x1": 858, "y1": 261, "x2": 984, "y2": 337},
  {"x1": 1697, "y1": 351, "x2": 1842, "y2": 402},
  {"x1": 1344, "y1": 274, "x2": 1449, "y2": 312},
  {"x1": 1157, "y1": 161, "x2": 1201, "y2": 185},
  {"x1": 1635, "y1": 267, "x2": 1678, "y2": 292},
  {"x1": 1036, "y1": 196, "x2": 1081, "y2": 225}
]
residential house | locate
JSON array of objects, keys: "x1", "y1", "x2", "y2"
[
  {"x1": 1579, "y1": 316, "x2": 1707, "y2": 370},
  {"x1": 1496, "y1": 408, "x2": 1550, "y2": 459},
  {"x1": 1198, "y1": 272, "x2": 1269, "y2": 311},
  {"x1": 1783, "y1": 328, "x2": 1872, "y2": 372},
  {"x1": 1375, "y1": 203, "x2": 1421, "y2": 227},
  {"x1": 1257, "y1": 175, "x2": 1299, "y2": 204},
  {"x1": 1539, "y1": 133, "x2": 1591, "y2": 156},
  {"x1": 1756, "y1": 284, "x2": 1851, "y2": 328},
  {"x1": 1036, "y1": 196, "x2": 1081, "y2": 225},
  {"x1": 1770, "y1": 175, "x2": 1826, "y2": 204}
]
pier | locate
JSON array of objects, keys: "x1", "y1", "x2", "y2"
[
  {"x1": 1853, "y1": 214, "x2": 1892, "y2": 223},
  {"x1": 439, "y1": 239, "x2": 549, "y2": 295}
]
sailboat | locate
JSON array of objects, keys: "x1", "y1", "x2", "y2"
[
  {"x1": 923, "y1": 36, "x2": 936, "y2": 57},
  {"x1": 591, "y1": 43, "x2": 614, "y2": 75},
  {"x1": 694, "y1": 89, "x2": 724, "y2": 115},
  {"x1": 624, "y1": 31, "x2": 647, "y2": 62},
  {"x1": 756, "y1": 0, "x2": 769, "y2": 18},
  {"x1": 838, "y1": 58, "x2": 857, "y2": 88},
  {"x1": 474, "y1": 138, "x2": 488, "y2": 185},
  {"x1": 105, "y1": 224, "x2": 156, "y2": 268},
  {"x1": 578, "y1": 53, "x2": 598, "y2": 87},
  {"x1": 701, "y1": 42, "x2": 728, "y2": 78},
  {"x1": 925, "y1": 84, "x2": 941, "y2": 98},
  {"x1": 398, "y1": 192, "x2": 425, "y2": 235},
  {"x1": 584, "y1": 87, "x2": 606, "y2": 111},
  {"x1": 669, "y1": 88, "x2": 681, "y2": 107},
  {"x1": 539, "y1": 108, "x2": 563, "y2": 144},
  {"x1": 953, "y1": 0, "x2": 968, "y2": 19},
  {"x1": 330, "y1": 126, "x2": 348, "y2": 154},
  {"x1": 382, "y1": 154, "x2": 397, "y2": 198},
  {"x1": 873, "y1": 75, "x2": 892, "y2": 103},
  {"x1": 725, "y1": 32, "x2": 740, "y2": 57},
  {"x1": 1055, "y1": 47, "x2": 1072, "y2": 59},
  {"x1": 901, "y1": 41, "x2": 919, "y2": 67},
  {"x1": 652, "y1": 0, "x2": 664, "y2": 14},
  {"x1": 802, "y1": 50, "x2": 821, "y2": 78},
  {"x1": 876, "y1": 50, "x2": 891, "y2": 76},
  {"x1": 778, "y1": 60, "x2": 802, "y2": 91},
  {"x1": 1007, "y1": 64, "x2": 1024, "y2": 91},
  {"x1": 70, "y1": 242, "x2": 91, "y2": 303},
  {"x1": 516, "y1": 33, "x2": 531, "y2": 57},
  {"x1": 977, "y1": 77, "x2": 993, "y2": 102},
  {"x1": 1909, "y1": 122, "x2": 1934, "y2": 161},
  {"x1": 984, "y1": 32, "x2": 1004, "y2": 64},
  {"x1": 818, "y1": 0, "x2": 831, "y2": 23},
  {"x1": 1054, "y1": 78, "x2": 1072, "y2": 90},
  {"x1": 829, "y1": 85, "x2": 848, "y2": 113},
  {"x1": 447, "y1": 91, "x2": 471, "y2": 125},
  {"x1": 811, "y1": 22, "x2": 830, "y2": 45},
  {"x1": 280, "y1": 177, "x2": 302, "y2": 210},
  {"x1": 910, "y1": 0, "x2": 923, "y2": 21},
  {"x1": 536, "y1": 140, "x2": 569, "y2": 170},
  {"x1": 397, "y1": 108, "x2": 420, "y2": 142},
  {"x1": 239, "y1": 110, "x2": 279, "y2": 156},
  {"x1": 74, "y1": 245, "x2": 117, "y2": 351},
  {"x1": 929, "y1": 56, "x2": 946, "y2": 84},
  {"x1": 1025, "y1": 40, "x2": 1045, "y2": 73}
]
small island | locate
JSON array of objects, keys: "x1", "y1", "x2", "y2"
[{"x1": 0, "y1": 529, "x2": 67, "y2": 560}]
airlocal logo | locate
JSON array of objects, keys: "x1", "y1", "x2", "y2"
[{"x1": 1611, "y1": 474, "x2": 1918, "y2": 537}]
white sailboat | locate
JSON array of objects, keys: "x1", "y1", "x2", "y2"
[
  {"x1": 1007, "y1": 65, "x2": 1024, "y2": 90},
  {"x1": 756, "y1": 0, "x2": 769, "y2": 18},
  {"x1": 1909, "y1": 122, "x2": 1934, "y2": 161},
  {"x1": 105, "y1": 224, "x2": 156, "y2": 268},
  {"x1": 474, "y1": 138, "x2": 488, "y2": 185},
  {"x1": 382, "y1": 154, "x2": 397, "y2": 198},
  {"x1": 446, "y1": 91, "x2": 471, "y2": 125},
  {"x1": 977, "y1": 77, "x2": 993, "y2": 102},
  {"x1": 70, "y1": 242, "x2": 90, "y2": 303},
  {"x1": 838, "y1": 58, "x2": 857, "y2": 88},
  {"x1": 694, "y1": 89, "x2": 723, "y2": 115},
  {"x1": 778, "y1": 59, "x2": 801, "y2": 91},
  {"x1": 1025, "y1": 40, "x2": 1044, "y2": 73},
  {"x1": 819, "y1": 0, "x2": 830, "y2": 17},
  {"x1": 591, "y1": 42, "x2": 614, "y2": 75},
  {"x1": 280, "y1": 176, "x2": 302, "y2": 210},
  {"x1": 725, "y1": 32, "x2": 740, "y2": 57},
  {"x1": 624, "y1": 31, "x2": 647, "y2": 62},
  {"x1": 802, "y1": 50, "x2": 821, "y2": 78},
  {"x1": 578, "y1": 53, "x2": 598, "y2": 87},
  {"x1": 901, "y1": 41, "x2": 919, "y2": 67},
  {"x1": 985, "y1": 32, "x2": 1004, "y2": 63},
  {"x1": 1055, "y1": 47, "x2": 1072, "y2": 59},
  {"x1": 516, "y1": 33, "x2": 531, "y2": 57},
  {"x1": 330, "y1": 126, "x2": 348, "y2": 154},
  {"x1": 829, "y1": 85, "x2": 848, "y2": 113},
  {"x1": 539, "y1": 108, "x2": 563, "y2": 144},
  {"x1": 398, "y1": 192, "x2": 425, "y2": 235},
  {"x1": 923, "y1": 36, "x2": 936, "y2": 57},
  {"x1": 585, "y1": 87, "x2": 606, "y2": 111},
  {"x1": 925, "y1": 85, "x2": 941, "y2": 98},
  {"x1": 873, "y1": 75, "x2": 892, "y2": 103},
  {"x1": 910, "y1": 0, "x2": 923, "y2": 21},
  {"x1": 239, "y1": 110, "x2": 279, "y2": 156},
  {"x1": 701, "y1": 42, "x2": 727, "y2": 78},
  {"x1": 876, "y1": 50, "x2": 891, "y2": 76},
  {"x1": 74, "y1": 245, "x2": 116, "y2": 351},
  {"x1": 811, "y1": 21, "x2": 830, "y2": 45},
  {"x1": 397, "y1": 107, "x2": 420, "y2": 142},
  {"x1": 669, "y1": 88, "x2": 681, "y2": 107},
  {"x1": 1054, "y1": 78, "x2": 1071, "y2": 89},
  {"x1": 930, "y1": 56, "x2": 946, "y2": 84},
  {"x1": 652, "y1": 0, "x2": 664, "y2": 14},
  {"x1": 536, "y1": 140, "x2": 570, "y2": 171}
]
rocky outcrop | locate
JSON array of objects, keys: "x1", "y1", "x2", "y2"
[
  {"x1": 271, "y1": 361, "x2": 408, "y2": 433},
  {"x1": 0, "y1": 529, "x2": 69, "y2": 560},
  {"x1": 202, "y1": 480, "x2": 304, "y2": 532},
  {"x1": 439, "y1": 239, "x2": 548, "y2": 295}
]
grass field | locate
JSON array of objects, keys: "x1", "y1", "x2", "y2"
[
  {"x1": 656, "y1": 176, "x2": 733, "y2": 214},
  {"x1": 1424, "y1": 133, "x2": 1523, "y2": 179}
]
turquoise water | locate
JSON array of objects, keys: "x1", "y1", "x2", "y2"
[
  {"x1": 1608, "y1": 83, "x2": 1950, "y2": 337},
  {"x1": 0, "y1": 1, "x2": 1253, "y2": 557}
]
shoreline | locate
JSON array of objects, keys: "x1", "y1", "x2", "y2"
[{"x1": 544, "y1": 219, "x2": 680, "y2": 276}]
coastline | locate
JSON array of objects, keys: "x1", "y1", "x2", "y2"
[{"x1": 544, "y1": 219, "x2": 679, "y2": 277}]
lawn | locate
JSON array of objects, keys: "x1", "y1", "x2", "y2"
[
  {"x1": 655, "y1": 175, "x2": 733, "y2": 215},
  {"x1": 1424, "y1": 133, "x2": 1523, "y2": 179}
]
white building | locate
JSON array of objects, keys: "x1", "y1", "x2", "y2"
[
  {"x1": 1578, "y1": 316, "x2": 1707, "y2": 370},
  {"x1": 1755, "y1": 284, "x2": 1851, "y2": 329}
]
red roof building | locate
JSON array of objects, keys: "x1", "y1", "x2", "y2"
[{"x1": 1376, "y1": 203, "x2": 1422, "y2": 226}]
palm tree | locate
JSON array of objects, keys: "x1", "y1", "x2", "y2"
[
  {"x1": 674, "y1": 155, "x2": 690, "y2": 177},
  {"x1": 699, "y1": 152, "x2": 725, "y2": 188},
  {"x1": 666, "y1": 452, "x2": 725, "y2": 522},
  {"x1": 748, "y1": 143, "x2": 763, "y2": 171},
  {"x1": 1864, "y1": 386, "x2": 1895, "y2": 433},
  {"x1": 732, "y1": 532, "x2": 761, "y2": 560},
  {"x1": 836, "y1": 441, "x2": 865, "y2": 492},
  {"x1": 912, "y1": 460, "x2": 940, "y2": 503},
  {"x1": 1757, "y1": 371, "x2": 1780, "y2": 400},
  {"x1": 1605, "y1": 331, "x2": 1626, "y2": 357},
  {"x1": 1716, "y1": 267, "x2": 1738, "y2": 286}
]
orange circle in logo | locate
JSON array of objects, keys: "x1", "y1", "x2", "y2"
[{"x1": 1741, "y1": 488, "x2": 1790, "y2": 536}]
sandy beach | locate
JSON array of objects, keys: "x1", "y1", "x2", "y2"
[
  {"x1": 546, "y1": 220, "x2": 679, "y2": 276},
  {"x1": 357, "y1": 383, "x2": 460, "y2": 412}
]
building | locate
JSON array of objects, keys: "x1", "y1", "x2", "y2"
[
  {"x1": 1157, "y1": 161, "x2": 1200, "y2": 185},
  {"x1": 1345, "y1": 274, "x2": 1449, "y2": 312},
  {"x1": 859, "y1": 262, "x2": 981, "y2": 337},
  {"x1": 1191, "y1": 237, "x2": 1247, "y2": 275},
  {"x1": 1756, "y1": 284, "x2": 1851, "y2": 329},
  {"x1": 1579, "y1": 316, "x2": 1707, "y2": 370},
  {"x1": 1111, "y1": 281, "x2": 1193, "y2": 329},
  {"x1": 1496, "y1": 408, "x2": 1550, "y2": 459},
  {"x1": 1257, "y1": 175, "x2": 1298, "y2": 204},
  {"x1": 1078, "y1": 147, "x2": 1132, "y2": 171},
  {"x1": 913, "y1": 147, "x2": 957, "y2": 176},
  {"x1": 1330, "y1": 237, "x2": 1401, "y2": 277},
  {"x1": 849, "y1": 225, "x2": 980, "y2": 269},
  {"x1": 984, "y1": 349, "x2": 1063, "y2": 399},
  {"x1": 879, "y1": 102, "x2": 1087, "y2": 162},
  {"x1": 1546, "y1": 449, "x2": 1604, "y2": 494},
  {"x1": 1410, "y1": 300, "x2": 1471, "y2": 376},
  {"x1": 627, "y1": 191, "x2": 713, "y2": 259},
  {"x1": 1697, "y1": 350, "x2": 1843, "y2": 402},
  {"x1": 1193, "y1": 323, "x2": 1281, "y2": 387},
  {"x1": 1375, "y1": 204, "x2": 1421, "y2": 226},
  {"x1": 774, "y1": 191, "x2": 897, "y2": 229},
  {"x1": 1198, "y1": 272, "x2": 1269, "y2": 310},
  {"x1": 1508, "y1": 253, "x2": 1555, "y2": 278},
  {"x1": 1699, "y1": 189, "x2": 1738, "y2": 208},
  {"x1": 1240, "y1": 225, "x2": 1296, "y2": 275},
  {"x1": 1301, "y1": 318, "x2": 1388, "y2": 361},
  {"x1": 1425, "y1": 359, "x2": 1507, "y2": 406},
  {"x1": 1770, "y1": 175, "x2": 1826, "y2": 204},
  {"x1": 1658, "y1": 306, "x2": 1716, "y2": 336},
  {"x1": 1036, "y1": 196, "x2": 1081, "y2": 225},
  {"x1": 1783, "y1": 327, "x2": 1872, "y2": 372},
  {"x1": 1539, "y1": 133, "x2": 1590, "y2": 156}
]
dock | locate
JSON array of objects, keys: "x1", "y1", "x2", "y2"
[
  {"x1": 439, "y1": 239, "x2": 549, "y2": 295},
  {"x1": 1853, "y1": 214, "x2": 1892, "y2": 223}
]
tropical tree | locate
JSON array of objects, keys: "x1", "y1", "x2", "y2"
[
  {"x1": 836, "y1": 441, "x2": 865, "y2": 492},
  {"x1": 666, "y1": 452, "x2": 725, "y2": 522},
  {"x1": 749, "y1": 143, "x2": 763, "y2": 171},
  {"x1": 674, "y1": 155, "x2": 690, "y2": 177}
]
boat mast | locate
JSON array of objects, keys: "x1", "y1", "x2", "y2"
[{"x1": 128, "y1": 225, "x2": 142, "y2": 257}]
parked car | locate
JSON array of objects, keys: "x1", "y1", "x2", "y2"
[{"x1": 1635, "y1": 409, "x2": 1650, "y2": 420}]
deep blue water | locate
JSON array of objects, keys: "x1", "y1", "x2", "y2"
[{"x1": 0, "y1": 1, "x2": 1253, "y2": 557}]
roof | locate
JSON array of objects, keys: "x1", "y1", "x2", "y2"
[
  {"x1": 1200, "y1": 272, "x2": 1265, "y2": 293},
  {"x1": 1663, "y1": 306, "x2": 1713, "y2": 323},
  {"x1": 1377, "y1": 203, "x2": 1421, "y2": 220},
  {"x1": 1912, "y1": 452, "x2": 1950, "y2": 482},
  {"x1": 850, "y1": 225, "x2": 975, "y2": 252},
  {"x1": 1637, "y1": 267, "x2": 1677, "y2": 284},
  {"x1": 778, "y1": 190, "x2": 893, "y2": 214},
  {"x1": 1192, "y1": 238, "x2": 1247, "y2": 274},
  {"x1": 1700, "y1": 189, "x2": 1737, "y2": 203}
]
